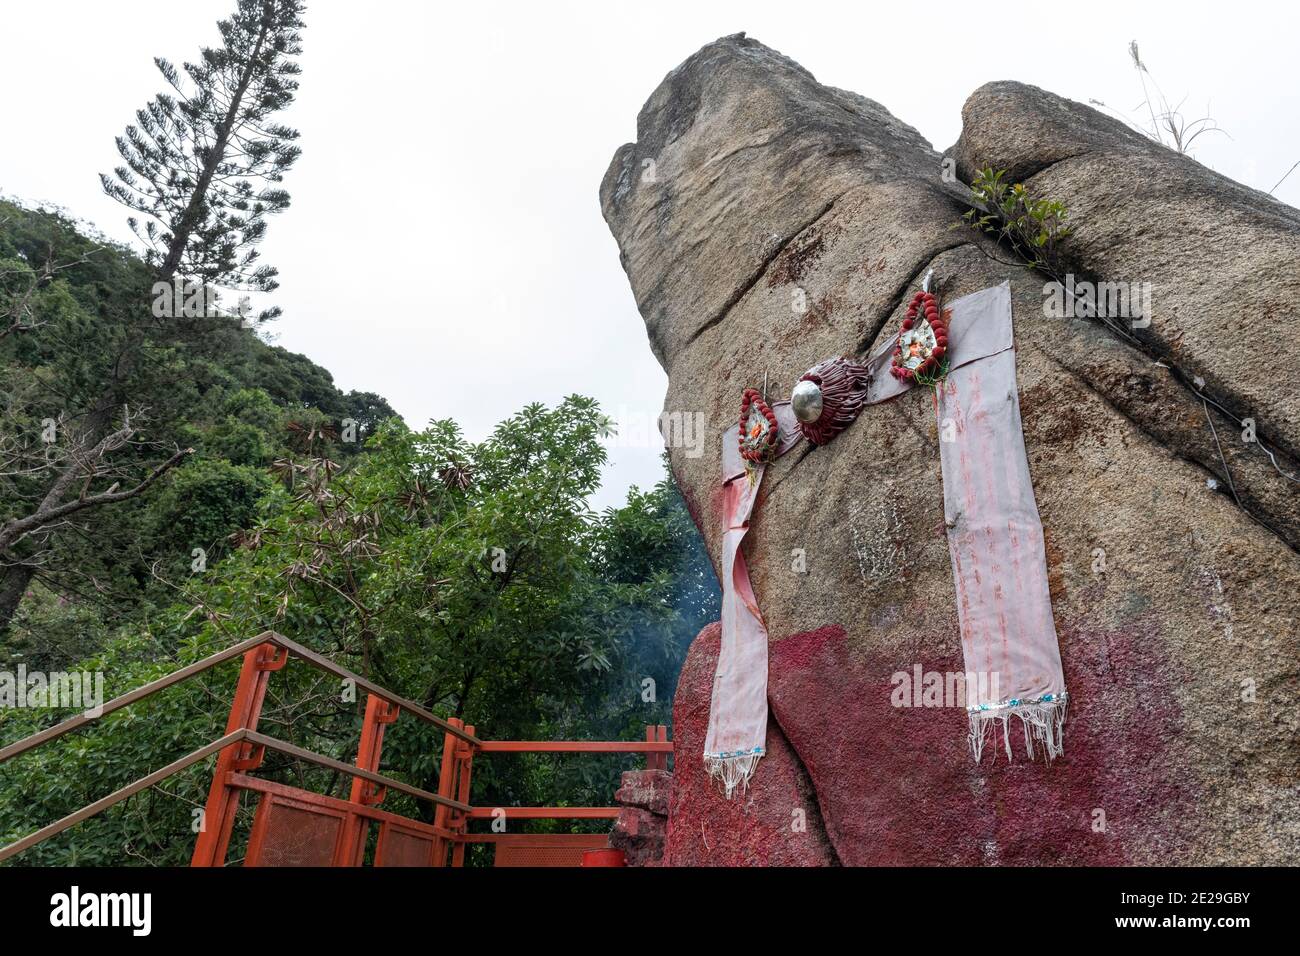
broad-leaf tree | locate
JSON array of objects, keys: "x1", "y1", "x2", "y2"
[{"x1": 0, "y1": 403, "x2": 718, "y2": 864}]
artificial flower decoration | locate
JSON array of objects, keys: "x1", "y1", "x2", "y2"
[
  {"x1": 737, "y1": 387, "x2": 779, "y2": 470},
  {"x1": 707, "y1": 283, "x2": 1067, "y2": 802},
  {"x1": 891, "y1": 289, "x2": 949, "y2": 384}
]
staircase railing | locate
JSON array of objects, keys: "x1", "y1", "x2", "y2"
[{"x1": 0, "y1": 630, "x2": 671, "y2": 866}]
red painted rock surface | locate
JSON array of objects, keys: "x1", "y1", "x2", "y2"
[
  {"x1": 767, "y1": 623, "x2": 1195, "y2": 865},
  {"x1": 609, "y1": 807, "x2": 666, "y2": 867},
  {"x1": 609, "y1": 769, "x2": 672, "y2": 866},
  {"x1": 664, "y1": 622, "x2": 838, "y2": 866}
]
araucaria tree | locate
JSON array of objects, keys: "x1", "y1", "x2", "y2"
[
  {"x1": 0, "y1": 1, "x2": 308, "y2": 634},
  {"x1": 101, "y1": 0, "x2": 305, "y2": 318}
]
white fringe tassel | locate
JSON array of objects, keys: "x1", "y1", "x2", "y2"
[
  {"x1": 704, "y1": 752, "x2": 762, "y2": 799},
  {"x1": 968, "y1": 696, "x2": 1068, "y2": 764}
]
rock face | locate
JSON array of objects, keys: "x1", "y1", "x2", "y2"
[
  {"x1": 602, "y1": 34, "x2": 1300, "y2": 865},
  {"x1": 609, "y1": 806, "x2": 665, "y2": 866},
  {"x1": 615, "y1": 768, "x2": 673, "y2": 817},
  {"x1": 609, "y1": 770, "x2": 671, "y2": 865},
  {"x1": 953, "y1": 81, "x2": 1300, "y2": 547}
]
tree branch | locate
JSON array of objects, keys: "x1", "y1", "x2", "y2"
[{"x1": 0, "y1": 446, "x2": 193, "y2": 552}]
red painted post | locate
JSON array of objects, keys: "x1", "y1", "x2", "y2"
[
  {"x1": 190, "y1": 642, "x2": 287, "y2": 867},
  {"x1": 645, "y1": 724, "x2": 669, "y2": 771},
  {"x1": 430, "y1": 717, "x2": 463, "y2": 867},
  {"x1": 350, "y1": 695, "x2": 399, "y2": 805},
  {"x1": 340, "y1": 694, "x2": 400, "y2": 864},
  {"x1": 449, "y1": 724, "x2": 475, "y2": 867}
]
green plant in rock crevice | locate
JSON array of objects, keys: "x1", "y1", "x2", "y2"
[
  {"x1": 961, "y1": 167, "x2": 1143, "y2": 351},
  {"x1": 960, "y1": 166, "x2": 1300, "y2": 507},
  {"x1": 963, "y1": 167, "x2": 1072, "y2": 280}
]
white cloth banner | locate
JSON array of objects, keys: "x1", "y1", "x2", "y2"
[
  {"x1": 937, "y1": 335, "x2": 1067, "y2": 761},
  {"x1": 702, "y1": 472, "x2": 770, "y2": 797}
]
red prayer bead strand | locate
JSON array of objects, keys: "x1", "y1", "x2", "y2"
[
  {"x1": 738, "y1": 388, "x2": 779, "y2": 462},
  {"x1": 892, "y1": 289, "x2": 949, "y2": 383}
]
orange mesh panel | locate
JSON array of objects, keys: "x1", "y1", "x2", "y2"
[
  {"x1": 375, "y1": 824, "x2": 437, "y2": 867},
  {"x1": 493, "y1": 835, "x2": 610, "y2": 867},
  {"x1": 250, "y1": 799, "x2": 345, "y2": 866}
]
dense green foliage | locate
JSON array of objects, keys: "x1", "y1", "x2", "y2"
[
  {"x1": 0, "y1": 203, "x2": 718, "y2": 866},
  {"x1": 0, "y1": 412, "x2": 715, "y2": 865},
  {"x1": 1, "y1": 199, "x2": 397, "y2": 663}
]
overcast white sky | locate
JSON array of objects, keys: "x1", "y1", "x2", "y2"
[{"x1": 4, "y1": 1, "x2": 1297, "y2": 508}]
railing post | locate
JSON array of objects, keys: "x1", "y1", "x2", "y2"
[
  {"x1": 340, "y1": 694, "x2": 400, "y2": 865},
  {"x1": 430, "y1": 717, "x2": 463, "y2": 867},
  {"x1": 643, "y1": 724, "x2": 670, "y2": 770},
  {"x1": 351, "y1": 695, "x2": 399, "y2": 805},
  {"x1": 646, "y1": 724, "x2": 664, "y2": 771},
  {"x1": 190, "y1": 642, "x2": 286, "y2": 867},
  {"x1": 449, "y1": 725, "x2": 475, "y2": 867}
]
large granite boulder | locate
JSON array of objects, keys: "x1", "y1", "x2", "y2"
[{"x1": 601, "y1": 34, "x2": 1299, "y2": 865}]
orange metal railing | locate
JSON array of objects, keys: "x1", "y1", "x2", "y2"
[{"x1": 0, "y1": 631, "x2": 671, "y2": 867}]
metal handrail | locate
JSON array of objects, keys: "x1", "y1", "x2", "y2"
[
  {"x1": 0, "y1": 630, "x2": 478, "y2": 766},
  {"x1": 0, "y1": 726, "x2": 476, "y2": 864},
  {"x1": 477, "y1": 741, "x2": 672, "y2": 753},
  {"x1": 0, "y1": 630, "x2": 483, "y2": 864},
  {"x1": 243, "y1": 731, "x2": 472, "y2": 813},
  {"x1": 0, "y1": 730, "x2": 246, "y2": 863},
  {"x1": 0, "y1": 630, "x2": 669, "y2": 866}
]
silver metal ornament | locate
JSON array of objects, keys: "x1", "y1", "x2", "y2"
[
  {"x1": 791, "y1": 379, "x2": 824, "y2": 423},
  {"x1": 794, "y1": 356, "x2": 870, "y2": 446}
]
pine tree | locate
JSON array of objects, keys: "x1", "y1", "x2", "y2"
[
  {"x1": 101, "y1": 0, "x2": 305, "y2": 322},
  {"x1": 0, "y1": 2, "x2": 309, "y2": 635}
]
